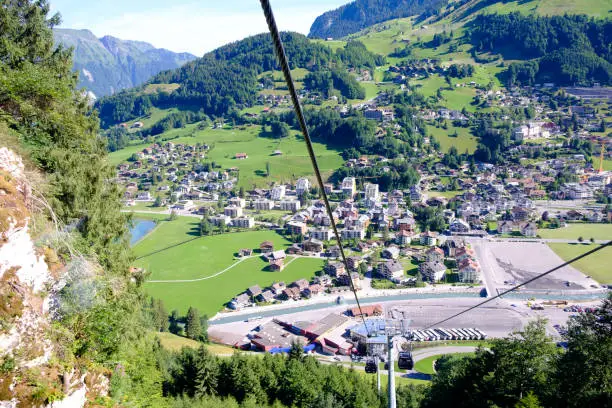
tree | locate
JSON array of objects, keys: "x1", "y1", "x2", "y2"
[
  {"x1": 515, "y1": 392, "x2": 543, "y2": 408},
  {"x1": 288, "y1": 340, "x2": 304, "y2": 362},
  {"x1": 358, "y1": 262, "x2": 368, "y2": 276},
  {"x1": 194, "y1": 347, "x2": 219, "y2": 397},
  {"x1": 200, "y1": 218, "x2": 212, "y2": 236},
  {"x1": 578, "y1": 236, "x2": 584, "y2": 242},
  {"x1": 169, "y1": 309, "x2": 181, "y2": 335},
  {"x1": 554, "y1": 293, "x2": 612, "y2": 407},
  {"x1": 169, "y1": 210, "x2": 178, "y2": 221},
  {"x1": 185, "y1": 307, "x2": 202, "y2": 341},
  {"x1": 266, "y1": 162, "x2": 271, "y2": 177},
  {"x1": 153, "y1": 196, "x2": 163, "y2": 208}
]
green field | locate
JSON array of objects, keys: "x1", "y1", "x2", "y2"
[
  {"x1": 548, "y1": 243, "x2": 612, "y2": 284},
  {"x1": 156, "y1": 332, "x2": 237, "y2": 355},
  {"x1": 354, "y1": 369, "x2": 430, "y2": 387},
  {"x1": 109, "y1": 124, "x2": 343, "y2": 187},
  {"x1": 133, "y1": 217, "x2": 324, "y2": 315},
  {"x1": 538, "y1": 224, "x2": 612, "y2": 241},
  {"x1": 593, "y1": 158, "x2": 612, "y2": 171},
  {"x1": 427, "y1": 124, "x2": 478, "y2": 153},
  {"x1": 414, "y1": 353, "x2": 474, "y2": 375}
]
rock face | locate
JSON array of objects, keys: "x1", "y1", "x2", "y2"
[
  {"x1": 0, "y1": 148, "x2": 106, "y2": 407},
  {"x1": 53, "y1": 28, "x2": 197, "y2": 98}
]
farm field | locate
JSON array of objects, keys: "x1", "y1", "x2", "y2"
[
  {"x1": 109, "y1": 124, "x2": 343, "y2": 187},
  {"x1": 427, "y1": 124, "x2": 478, "y2": 153},
  {"x1": 144, "y1": 255, "x2": 324, "y2": 317},
  {"x1": 537, "y1": 224, "x2": 612, "y2": 241},
  {"x1": 547, "y1": 243, "x2": 612, "y2": 284},
  {"x1": 133, "y1": 217, "x2": 324, "y2": 315}
]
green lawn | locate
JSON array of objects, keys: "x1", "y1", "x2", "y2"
[
  {"x1": 538, "y1": 224, "x2": 612, "y2": 241},
  {"x1": 109, "y1": 124, "x2": 343, "y2": 188},
  {"x1": 134, "y1": 218, "x2": 324, "y2": 315},
  {"x1": 548, "y1": 243, "x2": 612, "y2": 284},
  {"x1": 157, "y1": 332, "x2": 238, "y2": 355},
  {"x1": 593, "y1": 158, "x2": 612, "y2": 172},
  {"x1": 427, "y1": 124, "x2": 478, "y2": 154},
  {"x1": 414, "y1": 353, "x2": 474, "y2": 375}
]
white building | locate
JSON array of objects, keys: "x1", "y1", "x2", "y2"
[
  {"x1": 280, "y1": 200, "x2": 301, "y2": 212},
  {"x1": 377, "y1": 260, "x2": 404, "y2": 282},
  {"x1": 210, "y1": 215, "x2": 231, "y2": 226},
  {"x1": 232, "y1": 216, "x2": 255, "y2": 229},
  {"x1": 229, "y1": 197, "x2": 246, "y2": 208},
  {"x1": 224, "y1": 205, "x2": 243, "y2": 218},
  {"x1": 311, "y1": 228, "x2": 333, "y2": 241},
  {"x1": 341, "y1": 228, "x2": 366, "y2": 240},
  {"x1": 296, "y1": 178, "x2": 310, "y2": 196},
  {"x1": 253, "y1": 199, "x2": 274, "y2": 211},
  {"x1": 342, "y1": 177, "x2": 356, "y2": 198},
  {"x1": 271, "y1": 185, "x2": 286, "y2": 201},
  {"x1": 364, "y1": 183, "x2": 380, "y2": 202}
]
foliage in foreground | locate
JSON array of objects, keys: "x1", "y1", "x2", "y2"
[{"x1": 423, "y1": 294, "x2": 612, "y2": 408}]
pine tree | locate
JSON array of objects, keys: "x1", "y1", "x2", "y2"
[{"x1": 186, "y1": 307, "x2": 202, "y2": 340}]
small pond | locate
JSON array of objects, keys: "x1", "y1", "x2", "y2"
[{"x1": 129, "y1": 219, "x2": 156, "y2": 246}]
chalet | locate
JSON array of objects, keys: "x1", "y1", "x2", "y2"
[
  {"x1": 260, "y1": 241, "x2": 274, "y2": 252},
  {"x1": 449, "y1": 219, "x2": 470, "y2": 233},
  {"x1": 338, "y1": 272, "x2": 361, "y2": 290},
  {"x1": 520, "y1": 222, "x2": 537, "y2": 237},
  {"x1": 247, "y1": 285, "x2": 262, "y2": 297},
  {"x1": 325, "y1": 262, "x2": 346, "y2": 277},
  {"x1": 281, "y1": 287, "x2": 301, "y2": 300},
  {"x1": 239, "y1": 248, "x2": 253, "y2": 257},
  {"x1": 346, "y1": 256, "x2": 362, "y2": 271},
  {"x1": 235, "y1": 153, "x2": 248, "y2": 160},
  {"x1": 498, "y1": 221, "x2": 515, "y2": 234},
  {"x1": 458, "y1": 260, "x2": 480, "y2": 283},
  {"x1": 269, "y1": 259, "x2": 285, "y2": 272},
  {"x1": 229, "y1": 293, "x2": 251, "y2": 310},
  {"x1": 271, "y1": 282, "x2": 286, "y2": 295},
  {"x1": 425, "y1": 247, "x2": 444, "y2": 263},
  {"x1": 303, "y1": 284, "x2": 323, "y2": 298},
  {"x1": 420, "y1": 231, "x2": 439, "y2": 246},
  {"x1": 303, "y1": 238, "x2": 324, "y2": 253},
  {"x1": 382, "y1": 246, "x2": 400, "y2": 260},
  {"x1": 290, "y1": 279, "x2": 310, "y2": 291},
  {"x1": 286, "y1": 244, "x2": 303, "y2": 255},
  {"x1": 257, "y1": 290, "x2": 275, "y2": 303},
  {"x1": 328, "y1": 245, "x2": 342, "y2": 258}
]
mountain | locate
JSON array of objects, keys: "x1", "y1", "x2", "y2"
[
  {"x1": 54, "y1": 28, "x2": 197, "y2": 97},
  {"x1": 308, "y1": 0, "x2": 449, "y2": 39}
]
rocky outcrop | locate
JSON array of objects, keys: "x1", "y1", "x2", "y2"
[{"x1": 0, "y1": 148, "x2": 108, "y2": 407}]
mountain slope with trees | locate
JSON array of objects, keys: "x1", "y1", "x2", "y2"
[
  {"x1": 308, "y1": 0, "x2": 449, "y2": 39},
  {"x1": 54, "y1": 28, "x2": 196, "y2": 98}
]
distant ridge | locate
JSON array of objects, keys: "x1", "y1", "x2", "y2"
[
  {"x1": 54, "y1": 28, "x2": 197, "y2": 98},
  {"x1": 308, "y1": 0, "x2": 448, "y2": 39}
]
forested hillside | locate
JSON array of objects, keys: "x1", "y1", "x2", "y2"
[
  {"x1": 54, "y1": 28, "x2": 196, "y2": 97},
  {"x1": 469, "y1": 13, "x2": 612, "y2": 85},
  {"x1": 308, "y1": 0, "x2": 449, "y2": 39},
  {"x1": 95, "y1": 33, "x2": 385, "y2": 128}
]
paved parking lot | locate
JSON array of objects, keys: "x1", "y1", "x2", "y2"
[{"x1": 471, "y1": 240, "x2": 599, "y2": 292}]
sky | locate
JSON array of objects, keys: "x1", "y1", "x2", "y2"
[{"x1": 50, "y1": 0, "x2": 348, "y2": 56}]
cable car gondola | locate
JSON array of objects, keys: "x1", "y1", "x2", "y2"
[
  {"x1": 398, "y1": 351, "x2": 414, "y2": 370},
  {"x1": 365, "y1": 358, "x2": 378, "y2": 374}
]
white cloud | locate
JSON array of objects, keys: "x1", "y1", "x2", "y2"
[{"x1": 83, "y1": 3, "x2": 338, "y2": 55}]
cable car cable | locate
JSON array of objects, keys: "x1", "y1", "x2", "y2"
[
  {"x1": 259, "y1": 0, "x2": 371, "y2": 335},
  {"x1": 423, "y1": 240, "x2": 611, "y2": 329}
]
